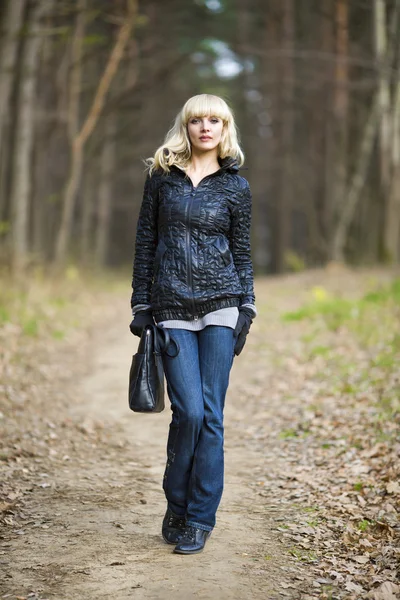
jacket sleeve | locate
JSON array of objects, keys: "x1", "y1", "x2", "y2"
[
  {"x1": 130, "y1": 173, "x2": 160, "y2": 310},
  {"x1": 229, "y1": 181, "x2": 256, "y2": 307}
]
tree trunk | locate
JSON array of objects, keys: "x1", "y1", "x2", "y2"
[
  {"x1": 330, "y1": 0, "x2": 349, "y2": 260},
  {"x1": 0, "y1": 0, "x2": 26, "y2": 226},
  {"x1": 331, "y1": 0, "x2": 399, "y2": 262},
  {"x1": 80, "y1": 160, "x2": 96, "y2": 261},
  {"x1": 331, "y1": 97, "x2": 380, "y2": 261},
  {"x1": 9, "y1": 1, "x2": 47, "y2": 273},
  {"x1": 55, "y1": 0, "x2": 137, "y2": 266},
  {"x1": 276, "y1": 0, "x2": 294, "y2": 273},
  {"x1": 374, "y1": 0, "x2": 392, "y2": 197},
  {"x1": 381, "y1": 0, "x2": 400, "y2": 260},
  {"x1": 384, "y1": 74, "x2": 400, "y2": 260},
  {"x1": 261, "y1": 1, "x2": 281, "y2": 273},
  {"x1": 235, "y1": 0, "x2": 269, "y2": 273},
  {"x1": 67, "y1": 0, "x2": 86, "y2": 145},
  {"x1": 95, "y1": 114, "x2": 116, "y2": 266},
  {"x1": 32, "y1": 0, "x2": 56, "y2": 261},
  {"x1": 321, "y1": 0, "x2": 335, "y2": 250},
  {"x1": 0, "y1": 0, "x2": 26, "y2": 154}
]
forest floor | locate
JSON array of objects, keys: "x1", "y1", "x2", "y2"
[{"x1": 1, "y1": 267, "x2": 399, "y2": 600}]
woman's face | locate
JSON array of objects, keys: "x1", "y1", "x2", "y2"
[{"x1": 187, "y1": 115, "x2": 224, "y2": 154}]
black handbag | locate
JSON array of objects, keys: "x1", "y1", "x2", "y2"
[{"x1": 129, "y1": 324, "x2": 179, "y2": 413}]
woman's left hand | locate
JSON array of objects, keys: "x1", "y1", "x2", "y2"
[{"x1": 233, "y1": 307, "x2": 253, "y2": 356}]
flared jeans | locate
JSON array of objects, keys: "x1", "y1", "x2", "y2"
[{"x1": 161, "y1": 325, "x2": 235, "y2": 532}]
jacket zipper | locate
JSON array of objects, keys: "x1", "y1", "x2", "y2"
[
  {"x1": 185, "y1": 187, "x2": 197, "y2": 319},
  {"x1": 184, "y1": 168, "x2": 230, "y2": 321}
]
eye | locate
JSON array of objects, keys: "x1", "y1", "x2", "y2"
[
  {"x1": 190, "y1": 118, "x2": 200, "y2": 124},
  {"x1": 210, "y1": 117, "x2": 219, "y2": 124}
]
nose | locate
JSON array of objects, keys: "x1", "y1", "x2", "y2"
[{"x1": 200, "y1": 120, "x2": 210, "y2": 132}]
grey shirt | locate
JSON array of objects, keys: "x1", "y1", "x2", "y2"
[{"x1": 132, "y1": 304, "x2": 257, "y2": 331}]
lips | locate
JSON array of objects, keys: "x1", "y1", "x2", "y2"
[{"x1": 200, "y1": 136, "x2": 212, "y2": 141}]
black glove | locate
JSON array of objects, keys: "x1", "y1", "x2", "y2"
[
  {"x1": 233, "y1": 307, "x2": 254, "y2": 356},
  {"x1": 129, "y1": 310, "x2": 154, "y2": 337}
]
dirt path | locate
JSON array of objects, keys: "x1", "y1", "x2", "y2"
[
  {"x1": 3, "y1": 268, "x2": 399, "y2": 600},
  {"x1": 2, "y1": 291, "x2": 305, "y2": 600}
]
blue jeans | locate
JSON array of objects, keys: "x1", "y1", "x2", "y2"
[{"x1": 161, "y1": 326, "x2": 235, "y2": 531}]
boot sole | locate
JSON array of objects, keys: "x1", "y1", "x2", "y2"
[
  {"x1": 162, "y1": 533, "x2": 182, "y2": 545},
  {"x1": 173, "y1": 546, "x2": 205, "y2": 555},
  {"x1": 161, "y1": 532, "x2": 184, "y2": 546}
]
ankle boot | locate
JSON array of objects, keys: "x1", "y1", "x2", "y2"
[
  {"x1": 162, "y1": 508, "x2": 186, "y2": 545},
  {"x1": 173, "y1": 525, "x2": 211, "y2": 555}
]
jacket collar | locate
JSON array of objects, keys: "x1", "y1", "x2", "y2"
[
  {"x1": 170, "y1": 156, "x2": 240, "y2": 178},
  {"x1": 218, "y1": 156, "x2": 240, "y2": 172}
]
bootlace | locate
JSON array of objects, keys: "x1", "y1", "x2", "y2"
[
  {"x1": 181, "y1": 525, "x2": 197, "y2": 542},
  {"x1": 168, "y1": 514, "x2": 186, "y2": 529}
]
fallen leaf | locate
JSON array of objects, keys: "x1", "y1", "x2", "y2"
[
  {"x1": 345, "y1": 581, "x2": 365, "y2": 594},
  {"x1": 386, "y1": 481, "x2": 400, "y2": 495},
  {"x1": 353, "y1": 555, "x2": 370, "y2": 564},
  {"x1": 368, "y1": 580, "x2": 400, "y2": 600},
  {"x1": 0, "y1": 501, "x2": 16, "y2": 513}
]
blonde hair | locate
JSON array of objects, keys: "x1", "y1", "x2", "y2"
[{"x1": 146, "y1": 94, "x2": 244, "y2": 174}]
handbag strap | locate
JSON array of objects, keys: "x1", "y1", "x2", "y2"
[{"x1": 145, "y1": 324, "x2": 180, "y2": 358}]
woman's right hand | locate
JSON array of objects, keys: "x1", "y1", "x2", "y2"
[{"x1": 129, "y1": 310, "x2": 154, "y2": 337}]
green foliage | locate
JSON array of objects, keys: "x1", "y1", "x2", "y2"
[
  {"x1": 279, "y1": 428, "x2": 298, "y2": 439},
  {"x1": 308, "y1": 344, "x2": 330, "y2": 358},
  {"x1": 52, "y1": 329, "x2": 65, "y2": 340},
  {"x1": 279, "y1": 427, "x2": 310, "y2": 439},
  {"x1": 83, "y1": 34, "x2": 108, "y2": 46},
  {"x1": 301, "y1": 506, "x2": 320, "y2": 513},
  {"x1": 306, "y1": 519, "x2": 320, "y2": 527},
  {"x1": 283, "y1": 277, "x2": 400, "y2": 444},
  {"x1": 282, "y1": 296, "x2": 356, "y2": 330},
  {"x1": 0, "y1": 306, "x2": 10, "y2": 324},
  {"x1": 284, "y1": 250, "x2": 306, "y2": 273},
  {"x1": 363, "y1": 279, "x2": 400, "y2": 303},
  {"x1": 357, "y1": 519, "x2": 372, "y2": 532},
  {"x1": 288, "y1": 546, "x2": 318, "y2": 562},
  {"x1": 0, "y1": 221, "x2": 10, "y2": 235},
  {"x1": 0, "y1": 268, "x2": 122, "y2": 340},
  {"x1": 22, "y1": 318, "x2": 39, "y2": 337},
  {"x1": 282, "y1": 279, "x2": 400, "y2": 332}
]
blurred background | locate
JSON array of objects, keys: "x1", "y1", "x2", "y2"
[{"x1": 1, "y1": 0, "x2": 399, "y2": 275}]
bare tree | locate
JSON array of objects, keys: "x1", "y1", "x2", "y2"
[
  {"x1": 330, "y1": 0, "x2": 349, "y2": 260},
  {"x1": 276, "y1": 0, "x2": 294, "y2": 272},
  {"x1": 331, "y1": 96, "x2": 380, "y2": 261},
  {"x1": 380, "y1": 0, "x2": 400, "y2": 260},
  {"x1": 384, "y1": 52, "x2": 400, "y2": 261},
  {"x1": 321, "y1": 0, "x2": 335, "y2": 249},
  {"x1": 331, "y1": 0, "x2": 399, "y2": 261},
  {"x1": 55, "y1": 0, "x2": 137, "y2": 266},
  {"x1": 0, "y1": 0, "x2": 26, "y2": 223},
  {"x1": 374, "y1": 0, "x2": 392, "y2": 196},
  {"x1": 9, "y1": 0, "x2": 48, "y2": 272},
  {"x1": 95, "y1": 113, "x2": 116, "y2": 265}
]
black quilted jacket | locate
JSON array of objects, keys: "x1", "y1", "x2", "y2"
[{"x1": 131, "y1": 157, "x2": 255, "y2": 322}]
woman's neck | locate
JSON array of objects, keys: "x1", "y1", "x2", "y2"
[{"x1": 186, "y1": 151, "x2": 220, "y2": 186}]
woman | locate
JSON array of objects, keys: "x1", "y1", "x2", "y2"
[{"x1": 130, "y1": 94, "x2": 256, "y2": 555}]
